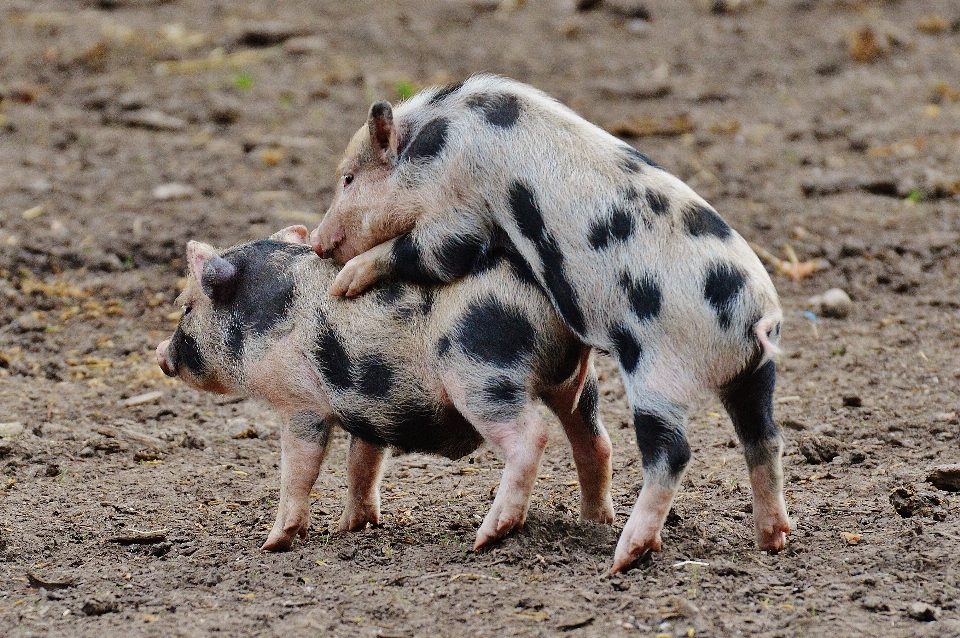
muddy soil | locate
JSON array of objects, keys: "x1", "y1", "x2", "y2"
[{"x1": 2, "y1": 0, "x2": 960, "y2": 636}]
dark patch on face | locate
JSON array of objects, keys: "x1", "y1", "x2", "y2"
[
  {"x1": 313, "y1": 325, "x2": 354, "y2": 391},
  {"x1": 420, "y1": 289, "x2": 435, "y2": 316},
  {"x1": 467, "y1": 93, "x2": 521, "y2": 128},
  {"x1": 704, "y1": 262, "x2": 746, "y2": 330},
  {"x1": 454, "y1": 299, "x2": 536, "y2": 368},
  {"x1": 633, "y1": 410, "x2": 692, "y2": 477},
  {"x1": 621, "y1": 146, "x2": 662, "y2": 172},
  {"x1": 400, "y1": 117, "x2": 449, "y2": 162},
  {"x1": 376, "y1": 280, "x2": 405, "y2": 305},
  {"x1": 169, "y1": 327, "x2": 207, "y2": 378},
  {"x1": 645, "y1": 189, "x2": 669, "y2": 216},
  {"x1": 479, "y1": 376, "x2": 527, "y2": 422},
  {"x1": 578, "y1": 375, "x2": 600, "y2": 434},
  {"x1": 428, "y1": 81, "x2": 465, "y2": 105},
  {"x1": 719, "y1": 359, "x2": 781, "y2": 469},
  {"x1": 620, "y1": 273, "x2": 662, "y2": 322},
  {"x1": 588, "y1": 205, "x2": 635, "y2": 250},
  {"x1": 436, "y1": 334, "x2": 451, "y2": 358},
  {"x1": 609, "y1": 324, "x2": 642, "y2": 374},
  {"x1": 356, "y1": 356, "x2": 396, "y2": 399},
  {"x1": 684, "y1": 204, "x2": 732, "y2": 240},
  {"x1": 288, "y1": 410, "x2": 331, "y2": 445},
  {"x1": 508, "y1": 181, "x2": 587, "y2": 335}
]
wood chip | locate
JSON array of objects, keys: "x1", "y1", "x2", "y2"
[
  {"x1": 26, "y1": 572, "x2": 77, "y2": 590},
  {"x1": 106, "y1": 529, "x2": 169, "y2": 545}
]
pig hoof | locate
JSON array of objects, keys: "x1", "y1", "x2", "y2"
[
  {"x1": 580, "y1": 498, "x2": 615, "y2": 525},
  {"x1": 757, "y1": 524, "x2": 791, "y2": 552},
  {"x1": 474, "y1": 511, "x2": 527, "y2": 550},
  {"x1": 331, "y1": 254, "x2": 380, "y2": 297},
  {"x1": 610, "y1": 533, "x2": 661, "y2": 575}
]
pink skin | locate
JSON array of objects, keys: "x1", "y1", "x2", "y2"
[
  {"x1": 326, "y1": 238, "x2": 396, "y2": 298},
  {"x1": 750, "y1": 464, "x2": 792, "y2": 550},
  {"x1": 611, "y1": 483, "x2": 676, "y2": 575},
  {"x1": 262, "y1": 420, "x2": 328, "y2": 552},
  {"x1": 156, "y1": 340, "x2": 173, "y2": 377},
  {"x1": 338, "y1": 438, "x2": 388, "y2": 531},
  {"x1": 544, "y1": 382, "x2": 614, "y2": 524}
]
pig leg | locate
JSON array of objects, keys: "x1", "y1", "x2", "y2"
[
  {"x1": 262, "y1": 412, "x2": 331, "y2": 551},
  {"x1": 718, "y1": 359, "x2": 791, "y2": 551},
  {"x1": 339, "y1": 436, "x2": 388, "y2": 532},
  {"x1": 543, "y1": 372, "x2": 614, "y2": 524},
  {"x1": 611, "y1": 397, "x2": 691, "y2": 574},
  {"x1": 329, "y1": 228, "x2": 488, "y2": 297}
]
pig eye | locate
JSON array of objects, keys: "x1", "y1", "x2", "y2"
[
  {"x1": 182, "y1": 305, "x2": 193, "y2": 318},
  {"x1": 343, "y1": 173, "x2": 354, "y2": 187}
]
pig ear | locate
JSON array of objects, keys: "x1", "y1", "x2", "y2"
[
  {"x1": 186, "y1": 241, "x2": 237, "y2": 298},
  {"x1": 367, "y1": 101, "x2": 397, "y2": 165},
  {"x1": 269, "y1": 225, "x2": 309, "y2": 245}
]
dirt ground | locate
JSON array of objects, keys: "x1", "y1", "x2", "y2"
[{"x1": 2, "y1": 0, "x2": 960, "y2": 636}]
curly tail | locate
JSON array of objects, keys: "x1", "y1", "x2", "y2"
[{"x1": 754, "y1": 310, "x2": 783, "y2": 363}]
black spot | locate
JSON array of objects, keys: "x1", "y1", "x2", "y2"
[
  {"x1": 588, "y1": 206, "x2": 635, "y2": 250},
  {"x1": 719, "y1": 359, "x2": 781, "y2": 469},
  {"x1": 454, "y1": 300, "x2": 536, "y2": 368},
  {"x1": 436, "y1": 335, "x2": 451, "y2": 358},
  {"x1": 645, "y1": 189, "x2": 669, "y2": 216},
  {"x1": 390, "y1": 234, "x2": 433, "y2": 285},
  {"x1": 609, "y1": 324, "x2": 642, "y2": 374},
  {"x1": 704, "y1": 262, "x2": 746, "y2": 330},
  {"x1": 479, "y1": 376, "x2": 526, "y2": 422},
  {"x1": 313, "y1": 325, "x2": 354, "y2": 391},
  {"x1": 620, "y1": 273, "x2": 662, "y2": 322},
  {"x1": 225, "y1": 322, "x2": 244, "y2": 361},
  {"x1": 339, "y1": 412, "x2": 388, "y2": 447},
  {"x1": 396, "y1": 303, "x2": 418, "y2": 323},
  {"x1": 509, "y1": 181, "x2": 547, "y2": 242},
  {"x1": 401, "y1": 117, "x2": 449, "y2": 162},
  {"x1": 633, "y1": 410, "x2": 691, "y2": 477},
  {"x1": 467, "y1": 93, "x2": 521, "y2": 128},
  {"x1": 420, "y1": 289, "x2": 436, "y2": 315},
  {"x1": 432, "y1": 233, "x2": 487, "y2": 281},
  {"x1": 684, "y1": 204, "x2": 732, "y2": 240},
  {"x1": 578, "y1": 375, "x2": 600, "y2": 434},
  {"x1": 508, "y1": 181, "x2": 587, "y2": 335},
  {"x1": 357, "y1": 357, "x2": 395, "y2": 399},
  {"x1": 428, "y1": 81, "x2": 464, "y2": 105},
  {"x1": 170, "y1": 328, "x2": 207, "y2": 378},
  {"x1": 621, "y1": 146, "x2": 662, "y2": 172},
  {"x1": 546, "y1": 340, "x2": 582, "y2": 386},
  {"x1": 288, "y1": 411, "x2": 331, "y2": 445},
  {"x1": 391, "y1": 405, "x2": 484, "y2": 460},
  {"x1": 499, "y1": 243, "x2": 542, "y2": 291},
  {"x1": 376, "y1": 280, "x2": 405, "y2": 305}
]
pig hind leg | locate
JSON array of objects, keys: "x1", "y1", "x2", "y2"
[
  {"x1": 339, "y1": 436, "x2": 389, "y2": 532},
  {"x1": 542, "y1": 368, "x2": 614, "y2": 524},
  {"x1": 718, "y1": 359, "x2": 791, "y2": 551},
  {"x1": 612, "y1": 388, "x2": 692, "y2": 575}
]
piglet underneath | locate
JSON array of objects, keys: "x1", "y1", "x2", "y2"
[{"x1": 157, "y1": 226, "x2": 613, "y2": 552}]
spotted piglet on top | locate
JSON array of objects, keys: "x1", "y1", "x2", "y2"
[
  {"x1": 311, "y1": 75, "x2": 789, "y2": 573},
  {"x1": 157, "y1": 226, "x2": 613, "y2": 553}
]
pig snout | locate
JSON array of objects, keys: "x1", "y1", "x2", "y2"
[
  {"x1": 156, "y1": 339, "x2": 176, "y2": 377},
  {"x1": 311, "y1": 224, "x2": 343, "y2": 260}
]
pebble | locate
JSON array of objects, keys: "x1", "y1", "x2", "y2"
[
  {"x1": 798, "y1": 435, "x2": 844, "y2": 464},
  {"x1": 283, "y1": 35, "x2": 327, "y2": 55},
  {"x1": 0, "y1": 422, "x2": 25, "y2": 439},
  {"x1": 926, "y1": 464, "x2": 960, "y2": 492},
  {"x1": 119, "y1": 390, "x2": 164, "y2": 407},
  {"x1": 228, "y1": 418, "x2": 258, "y2": 439},
  {"x1": 861, "y1": 595, "x2": 890, "y2": 612},
  {"x1": 236, "y1": 22, "x2": 310, "y2": 48},
  {"x1": 809, "y1": 288, "x2": 853, "y2": 319},
  {"x1": 152, "y1": 183, "x2": 196, "y2": 201},
  {"x1": 120, "y1": 109, "x2": 187, "y2": 132},
  {"x1": 908, "y1": 602, "x2": 938, "y2": 622}
]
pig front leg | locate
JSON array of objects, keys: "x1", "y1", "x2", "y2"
[
  {"x1": 262, "y1": 411, "x2": 332, "y2": 551},
  {"x1": 327, "y1": 227, "x2": 489, "y2": 297},
  {"x1": 719, "y1": 360, "x2": 792, "y2": 551},
  {"x1": 339, "y1": 436, "x2": 388, "y2": 531}
]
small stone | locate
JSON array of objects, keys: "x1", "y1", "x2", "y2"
[
  {"x1": 861, "y1": 595, "x2": 889, "y2": 612},
  {"x1": 228, "y1": 418, "x2": 258, "y2": 439},
  {"x1": 819, "y1": 288, "x2": 853, "y2": 319},
  {"x1": 152, "y1": 183, "x2": 196, "y2": 201},
  {"x1": 0, "y1": 440, "x2": 14, "y2": 458},
  {"x1": 81, "y1": 594, "x2": 120, "y2": 616},
  {"x1": 236, "y1": 22, "x2": 310, "y2": 48},
  {"x1": 283, "y1": 35, "x2": 327, "y2": 55},
  {"x1": 842, "y1": 395, "x2": 862, "y2": 408},
  {"x1": 908, "y1": 602, "x2": 938, "y2": 622},
  {"x1": 119, "y1": 391, "x2": 164, "y2": 407},
  {"x1": 926, "y1": 464, "x2": 960, "y2": 492},
  {"x1": 120, "y1": 109, "x2": 186, "y2": 132},
  {"x1": 0, "y1": 422, "x2": 24, "y2": 439},
  {"x1": 207, "y1": 94, "x2": 241, "y2": 125},
  {"x1": 798, "y1": 435, "x2": 844, "y2": 464},
  {"x1": 337, "y1": 545, "x2": 357, "y2": 561},
  {"x1": 610, "y1": 578, "x2": 630, "y2": 591}
]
